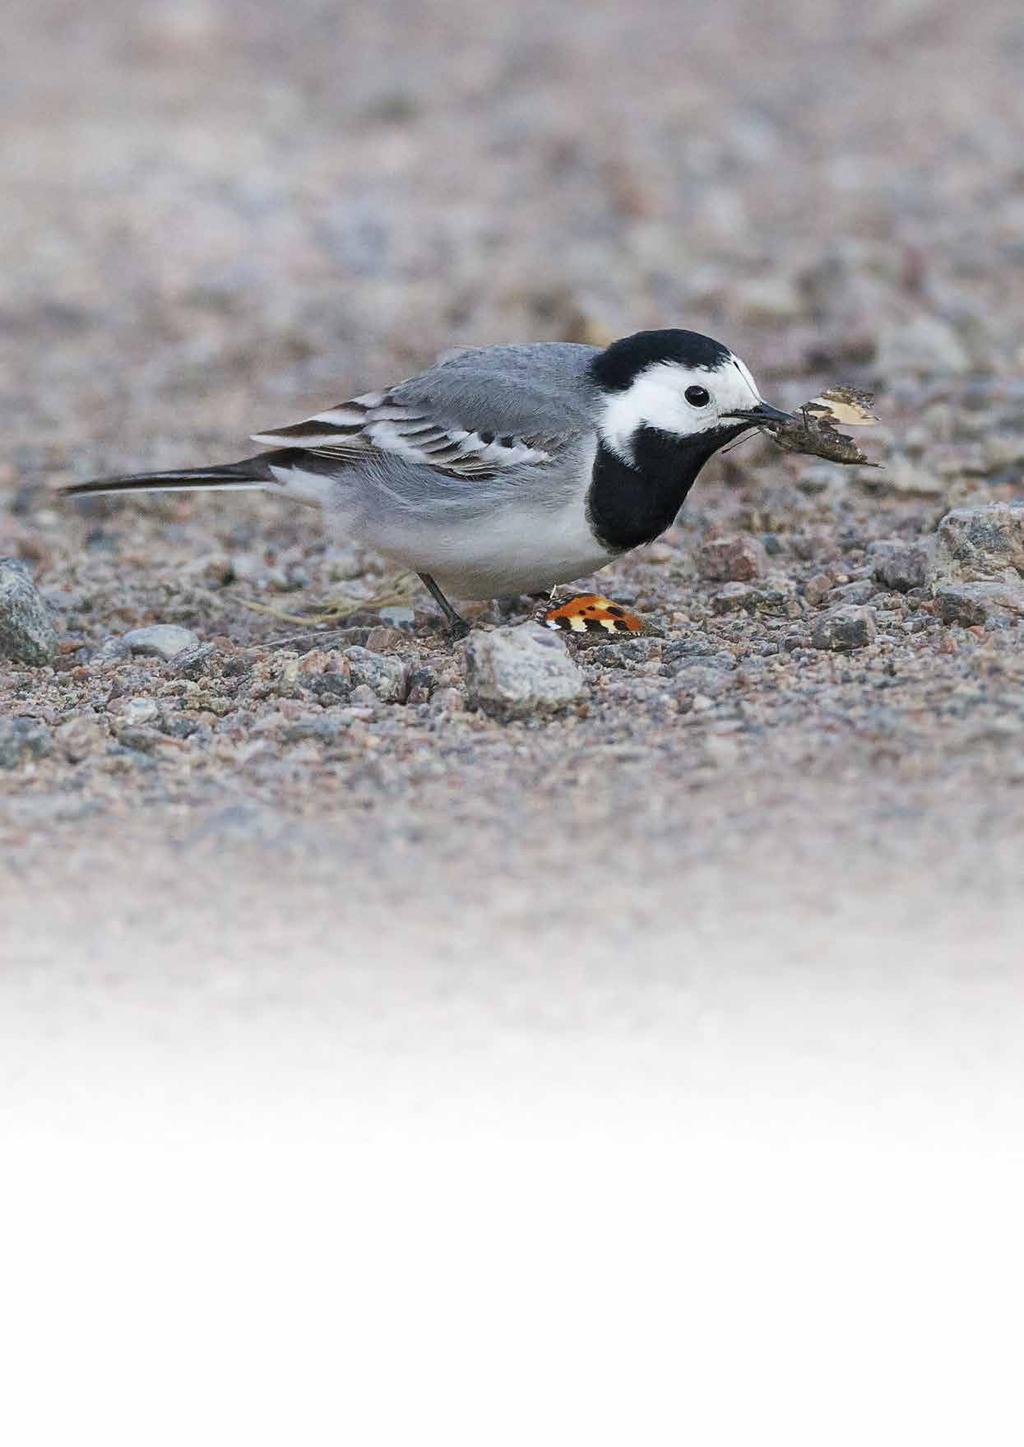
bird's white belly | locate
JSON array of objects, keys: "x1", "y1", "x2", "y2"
[
  {"x1": 276, "y1": 456, "x2": 615, "y2": 600},
  {"x1": 379, "y1": 496, "x2": 614, "y2": 599}
]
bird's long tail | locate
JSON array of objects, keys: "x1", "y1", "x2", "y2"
[{"x1": 63, "y1": 453, "x2": 280, "y2": 500}]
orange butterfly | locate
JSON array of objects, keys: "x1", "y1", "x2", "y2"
[{"x1": 539, "y1": 593, "x2": 659, "y2": 636}]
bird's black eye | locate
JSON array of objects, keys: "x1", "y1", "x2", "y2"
[{"x1": 685, "y1": 385, "x2": 711, "y2": 407}]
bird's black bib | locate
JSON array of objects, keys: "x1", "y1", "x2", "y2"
[{"x1": 587, "y1": 424, "x2": 745, "y2": 554}]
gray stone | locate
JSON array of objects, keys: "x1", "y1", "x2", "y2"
[
  {"x1": 830, "y1": 579, "x2": 877, "y2": 606},
  {"x1": 124, "y1": 624, "x2": 200, "y2": 661},
  {"x1": 430, "y1": 687, "x2": 465, "y2": 715},
  {"x1": 933, "y1": 582, "x2": 1024, "y2": 627},
  {"x1": 710, "y1": 582, "x2": 755, "y2": 614},
  {"x1": 875, "y1": 314, "x2": 970, "y2": 376},
  {"x1": 55, "y1": 714, "x2": 108, "y2": 763},
  {"x1": 811, "y1": 606, "x2": 877, "y2": 652},
  {"x1": 91, "y1": 637, "x2": 132, "y2": 664},
  {"x1": 579, "y1": 638, "x2": 663, "y2": 671},
  {"x1": 0, "y1": 718, "x2": 53, "y2": 768},
  {"x1": 804, "y1": 573, "x2": 833, "y2": 607},
  {"x1": 0, "y1": 558, "x2": 58, "y2": 666},
  {"x1": 344, "y1": 646, "x2": 406, "y2": 703},
  {"x1": 697, "y1": 535, "x2": 768, "y2": 583},
  {"x1": 463, "y1": 624, "x2": 585, "y2": 719},
  {"x1": 933, "y1": 504, "x2": 1024, "y2": 582},
  {"x1": 868, "y1": 541, "x2": 931, "y2": 593},
  {"x1": 119, "y1": 697, "x2": 160, "y2": 726},
  {"x1": 281, "y1": 715, "x2": 350, "y2": 744},
  {"x1": 168, "y1": 643, "x2": 217, "y2": 678},
  {"x1": 749, "y1": 580, "x2": 801, "y2": 618}
]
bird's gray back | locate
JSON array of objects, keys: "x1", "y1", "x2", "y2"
[{"x1": 389, "y1": 342, "x2": 602, "y2": 438}]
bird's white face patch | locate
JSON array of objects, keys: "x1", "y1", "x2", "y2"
[{"x1": 597, "y1": 356, "x2": 763, "y2": 462}]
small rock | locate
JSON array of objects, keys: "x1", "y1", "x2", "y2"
[
  {"x1": 364, "y1": 626, "x2": 405, "y2": 652},
  {"x1": 0, "y1": 718, "x2": 53, "y2": 768},
  {"x1": 698, "y1": 535, "x2": 768, "y2": 583},
  {"x1": 344, "y1": 646, "x2": 406, "y2": 702},
  {"x1": 91, "y1": 637, "x2": 132, "y2": 664},
  {"x1": 933, "y1": 582, "x2": 1024, "y2": 627},
  {"x1": 805, "y1": 573, "x2": 833, "y2": 607},
  {"x1": 710, "y1": 582, "x2": 755, "y2": 614},
  {"x1": 750, "y1": 580, "x2": 801, "y2": 618},
  {"x1": 306, "y1": 674, "x2": 352, "y2": 704},
  {"x1": 811, "y1": 606, "x2": 877, "y2": 652},
  {"x1": 430, "y1": 687, "x2": 465, "y2": 714},
  {"x1": 579, "y1": 638, "x2": 663, "y2": 671},
  {"x1": 114, "y1": 725, "x2": 163, "y2": 753},
  {"x1": 281, "y1": 715, "x2": 350, "y2": 745},
  {"x1": 119, "y1": 697, "x2": 160, "y2": 725},
  {"x1": 124, "y1": 624, "x2": 200, "y2": 661},
  {"x1": 869, "y1": 541, "x2": 931, "y2": 593},
  {"x1": 168, "y1": 643, "x2": 217, "y2": 678},
  {"x1": 0, "y1": 558, "x2": 58, "y2": 666},
  {"x1": 56, "y1": 714, "x2": 108, "y2": 763},
  {"x1": 933, "y1": 504, "x2": 1024, "y2": 582},
  {"x1": 830, "y1": 579, "x2": 877, "y2": 606},
  {"x1": 463, "y1": 624, "x2": 585, "y2": 719},
  {"x1": 875, "y1": 314, "x2": 970, "y2": 376}
]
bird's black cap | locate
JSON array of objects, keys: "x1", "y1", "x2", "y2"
[{"x1": 590, "y1": 329, "x2": 733, "y2": 392}]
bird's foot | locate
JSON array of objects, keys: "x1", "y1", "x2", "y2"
[{"x1": 446, "y1": 618, "x2": 472, "y2": 644}]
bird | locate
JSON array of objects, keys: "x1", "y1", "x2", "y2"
[{"x1": 65, "y1": 328, "x2": 792, "y2": 638}]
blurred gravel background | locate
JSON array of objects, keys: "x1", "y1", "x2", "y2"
[{"x1": 3, "y1": 0, "x2": 1024, "y2": 1135}]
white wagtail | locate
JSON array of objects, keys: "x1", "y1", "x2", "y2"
[{"x1": 66, "y1": 328, "x2": 792, "y2": 636}]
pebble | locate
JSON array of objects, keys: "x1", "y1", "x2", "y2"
[
  {"x1": 0, "y1": 558, "x2": 58, "y2": 666},
  {"x1": 168, "y1": 643, "x2": 217, "y2": 678},
  {"x1": 933, "y1": 504, "x2": 1024, "y2": 582},
  {"x1": 711, "y1": 582, "x2": 755, "y2": 614},
  {"x1": 811, "y1": 606, "x2": 877, "y2": 652},
  {"x1": 933, "y1": 583, "x2": 1024, "y2": 627},
  {"x1": 868, "y1": 541, "x2": 931, "y2": 593},
  {"x1": 579, "y1": 638, "x2": 663, "y2": 671},
  {"x1": 344, "y1": 646, "x2": 407, "y2": 703},
  {"x1": 349, "y1": 683, "x2": 381, "y2": 708},
  {"x1": 56, "y1": 714, "x2": 109, "y2": 763},
  {"x1": 698, "y1": 535, "x2": 768, "y2": 583},
  {"x1": 124, "y1": 624, "x2": 201, "y2": 661},
  {"x1": 120, "y1": 697, "x2": 160, "y2": 725},
  {"x1": 830, "y1": 580, "x2": 877, "y2": 606},
  {"x1": 0, "y1": 717, "x2": 53, "y2": 768},
  {"x1": 804, "y1": 573, "x2": 833, "y2": 607},
  {"x1": 430, "y1": 687, "x2": 465, "y2": 715},
  {"x1": 463, "y1": 624, "x2": 585, "y2": 719}
]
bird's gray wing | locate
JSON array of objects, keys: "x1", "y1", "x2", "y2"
[{"x1": 251, "y1": 343, "x2": 601, "y2": 481}]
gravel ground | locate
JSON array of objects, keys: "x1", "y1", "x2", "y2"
[{"x1": 3, "y1": 0, "x2": 1024, "y2": 1140}]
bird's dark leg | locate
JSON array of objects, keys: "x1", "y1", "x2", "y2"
[{"x1": 418, "y1": 573, "x2": 471, "y2": 641}]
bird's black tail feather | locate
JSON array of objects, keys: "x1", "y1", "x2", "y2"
[{"x1": 63, "y1": 453, "x2": 278, "y2": 500}]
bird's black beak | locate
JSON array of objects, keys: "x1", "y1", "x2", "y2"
[{"x1": 725, "y1": 402, "x2": 795, "y2": 427}]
